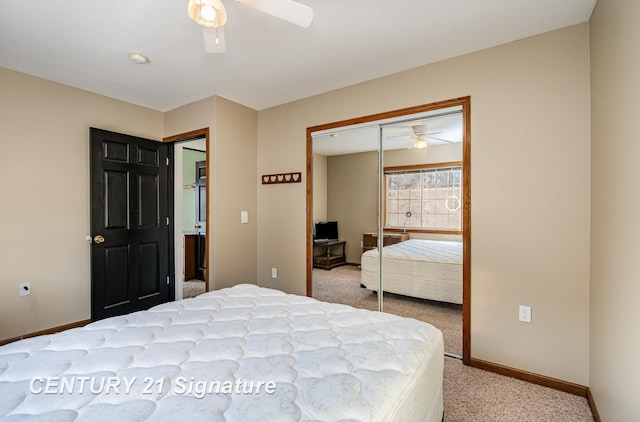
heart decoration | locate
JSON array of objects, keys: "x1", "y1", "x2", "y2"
[{"x1": 261, "y1": 172, "x2": 302, "y2": 184}]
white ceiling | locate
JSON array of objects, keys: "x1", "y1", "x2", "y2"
[
  {"x1": 313, "y1": 106, "x2": 463, "y2": 156},
  {"x1": 0, "y1": 0, "x2": 595, "y2": 112}
]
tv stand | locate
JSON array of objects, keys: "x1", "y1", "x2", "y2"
[{"x1": 313, "y1": 240, "x2": 346, "y2": 270}]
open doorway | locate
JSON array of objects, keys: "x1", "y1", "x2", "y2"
[
  {"x1": 164, "y1": 129, "x2": 210, "y2": 301},
  {"x1": 306, "y1": 97, "x2": 471, "y2": 362},
  {"x1": 180, "y1": 145, "x2": 206, "y2": 299}
]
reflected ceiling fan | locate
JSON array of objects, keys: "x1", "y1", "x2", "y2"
[
  {"x1": 388, "y1": 124, "x2": 455, "y2": 150},
  {"x1": 187, "y1": 0, "x2": 313, "y2": 53}
]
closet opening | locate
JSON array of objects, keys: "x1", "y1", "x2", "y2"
[{"x1": 306, "y1": 97, "x2": 471, "y2": 363}]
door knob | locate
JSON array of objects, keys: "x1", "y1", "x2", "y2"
[
  {"x1": 194, "y1": 224, "x2": 200, "y2": 229},
  {"x1": 93, "y1": 235, "x2": 105, "y2": 244}
]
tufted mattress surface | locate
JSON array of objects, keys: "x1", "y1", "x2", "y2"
[{"x1": 0, "y1": 284, "x2": 443, "y2": 421}]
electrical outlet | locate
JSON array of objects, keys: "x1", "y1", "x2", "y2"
[
  {"x1": 241, "y1": 211, "x2": 248, "y2": 224},
  {"x1": 271, "y1": 268, "x2": 277, "y2": 278},
  {"x1": 19, "y1": 282, "x2": 31, "y2": 297},
  {"x1": 519, "y1": 305, "x2": 531, "y2": 323}
]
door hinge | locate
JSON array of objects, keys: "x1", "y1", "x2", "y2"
[
  {"x1": 166, "y1": 276, "x2": 170, "y2": 285},
  {"x1": 166, "y1": 217, "x2": 170, "y2": 225}
]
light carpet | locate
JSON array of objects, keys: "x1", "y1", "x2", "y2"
[
  {"x1": 183, "y1": 280, "x2": 206, "y2": 299},
  {"x1": 312, "y1": 265, "x2": 462, "y2": 356},
  {"x1": 444, "y1": 358, "x2": 593, "y2": 421}
]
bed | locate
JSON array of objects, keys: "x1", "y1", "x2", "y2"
[
  {"x1": 0, "y1": 284, "x2": 443, "y2": 421},
  {"x1": 361, "y1": 239, "x2": 463, "y2": 304}
]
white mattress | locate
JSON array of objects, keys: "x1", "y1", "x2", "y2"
[
  {"x1": 361, "y1": 239, "x2": 463, "y2": 304},
  {"x1": 0, "y1": 284, "x2": 443, "y2": 421}
]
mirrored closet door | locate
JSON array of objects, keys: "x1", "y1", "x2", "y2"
[
  {"x1": 379, "y1": 109, "x2": 464, "y2": 358},
  {"x1": 310, "y1": 123, "x2": 381, "y2": 310},
  {"x1": 308, "y1": 98, "x2": 469, "y2": 359}
]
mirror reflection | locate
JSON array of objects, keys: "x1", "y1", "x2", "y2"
[{"x1": 311, "y1": 105, "x2": 464, "y2": 357}]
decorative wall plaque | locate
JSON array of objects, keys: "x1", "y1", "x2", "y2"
[{"x1": 261, "y1": 172, "x2": 301, "y2": 185}]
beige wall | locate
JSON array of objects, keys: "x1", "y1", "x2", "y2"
[
  {"x1": 211, "y1": 97, "x2": 258, "y2": 288},
  {"x1": 165, "y1": 96, "x2": 258, "y2": 290},
  {"x1": 384, "y1": 142, "x2": 462, "y2": 168},
  {"x1": 258, "y1": 24, "x2": 591, "y2": 384},
  {"x1": 0, "y1": 68, "x2": 164, "y2": 340},
  {"x1": 327, "y1": 151, "x2": 378, "y2": 264},
  {"x1": 590, "y1": 0, "x2": 640, "y2": 419},
  {"x1": 312, "y1": 153, "x2": 327, "y2": 221}
]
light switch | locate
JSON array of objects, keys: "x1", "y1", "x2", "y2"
[{"x1": 241, "y1": 211, "x2": 249, "y2": 224}]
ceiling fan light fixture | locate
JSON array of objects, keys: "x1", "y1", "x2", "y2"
[
  {"x1": 413, "y1": 135, "x2": 428, "y2": 150},
  {"x1": 200, "y1": 5, "x2": 217, "y2": 21},
  {"x1": 188, "y1": 0, "x2": 227, "y2": 28}
]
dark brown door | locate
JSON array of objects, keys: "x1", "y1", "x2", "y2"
[
  {"x1": 195, "y1": 160, "x2": 206, "y2": 280},
  {"x1": 90, "y1": 128, "x2": 171, "y2": 320}
]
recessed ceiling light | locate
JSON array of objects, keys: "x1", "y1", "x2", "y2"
[{"x1": 128, "y1": 52, "x2": 149, "y2": 65}]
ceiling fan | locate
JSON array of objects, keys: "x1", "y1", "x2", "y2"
[
  {"x1": 387, "y1": 124, "x2": 455, "y2": 150},
  {"x1": 187, "y1": 0, "x2": 313, "y2": 53}
]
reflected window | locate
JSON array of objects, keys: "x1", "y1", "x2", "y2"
[{"x1": 385, "y1": 163, "x2": 462, "y2": 233}]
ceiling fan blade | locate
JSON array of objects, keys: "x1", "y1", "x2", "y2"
[
  {"x1": 203, "y1": 27, "x2": 226, "y2": 53},
  {"x1": 237, "y1": 0, "x2": 313, "y2": 27},
  {"x1": 384, "y1": 134, "x2": 412, "y2": 141},
  {"x1": 426, "y1": 135, "x2": 455, "y2": 143}
]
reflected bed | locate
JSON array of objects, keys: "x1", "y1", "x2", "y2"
[{"x1": 361, "y1": 239, "x2": 463, "y2": 304}]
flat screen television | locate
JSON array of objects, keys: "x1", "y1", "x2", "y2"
[{"x1": 314, "y1": 221, "x2": 339, "y2": 242}]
